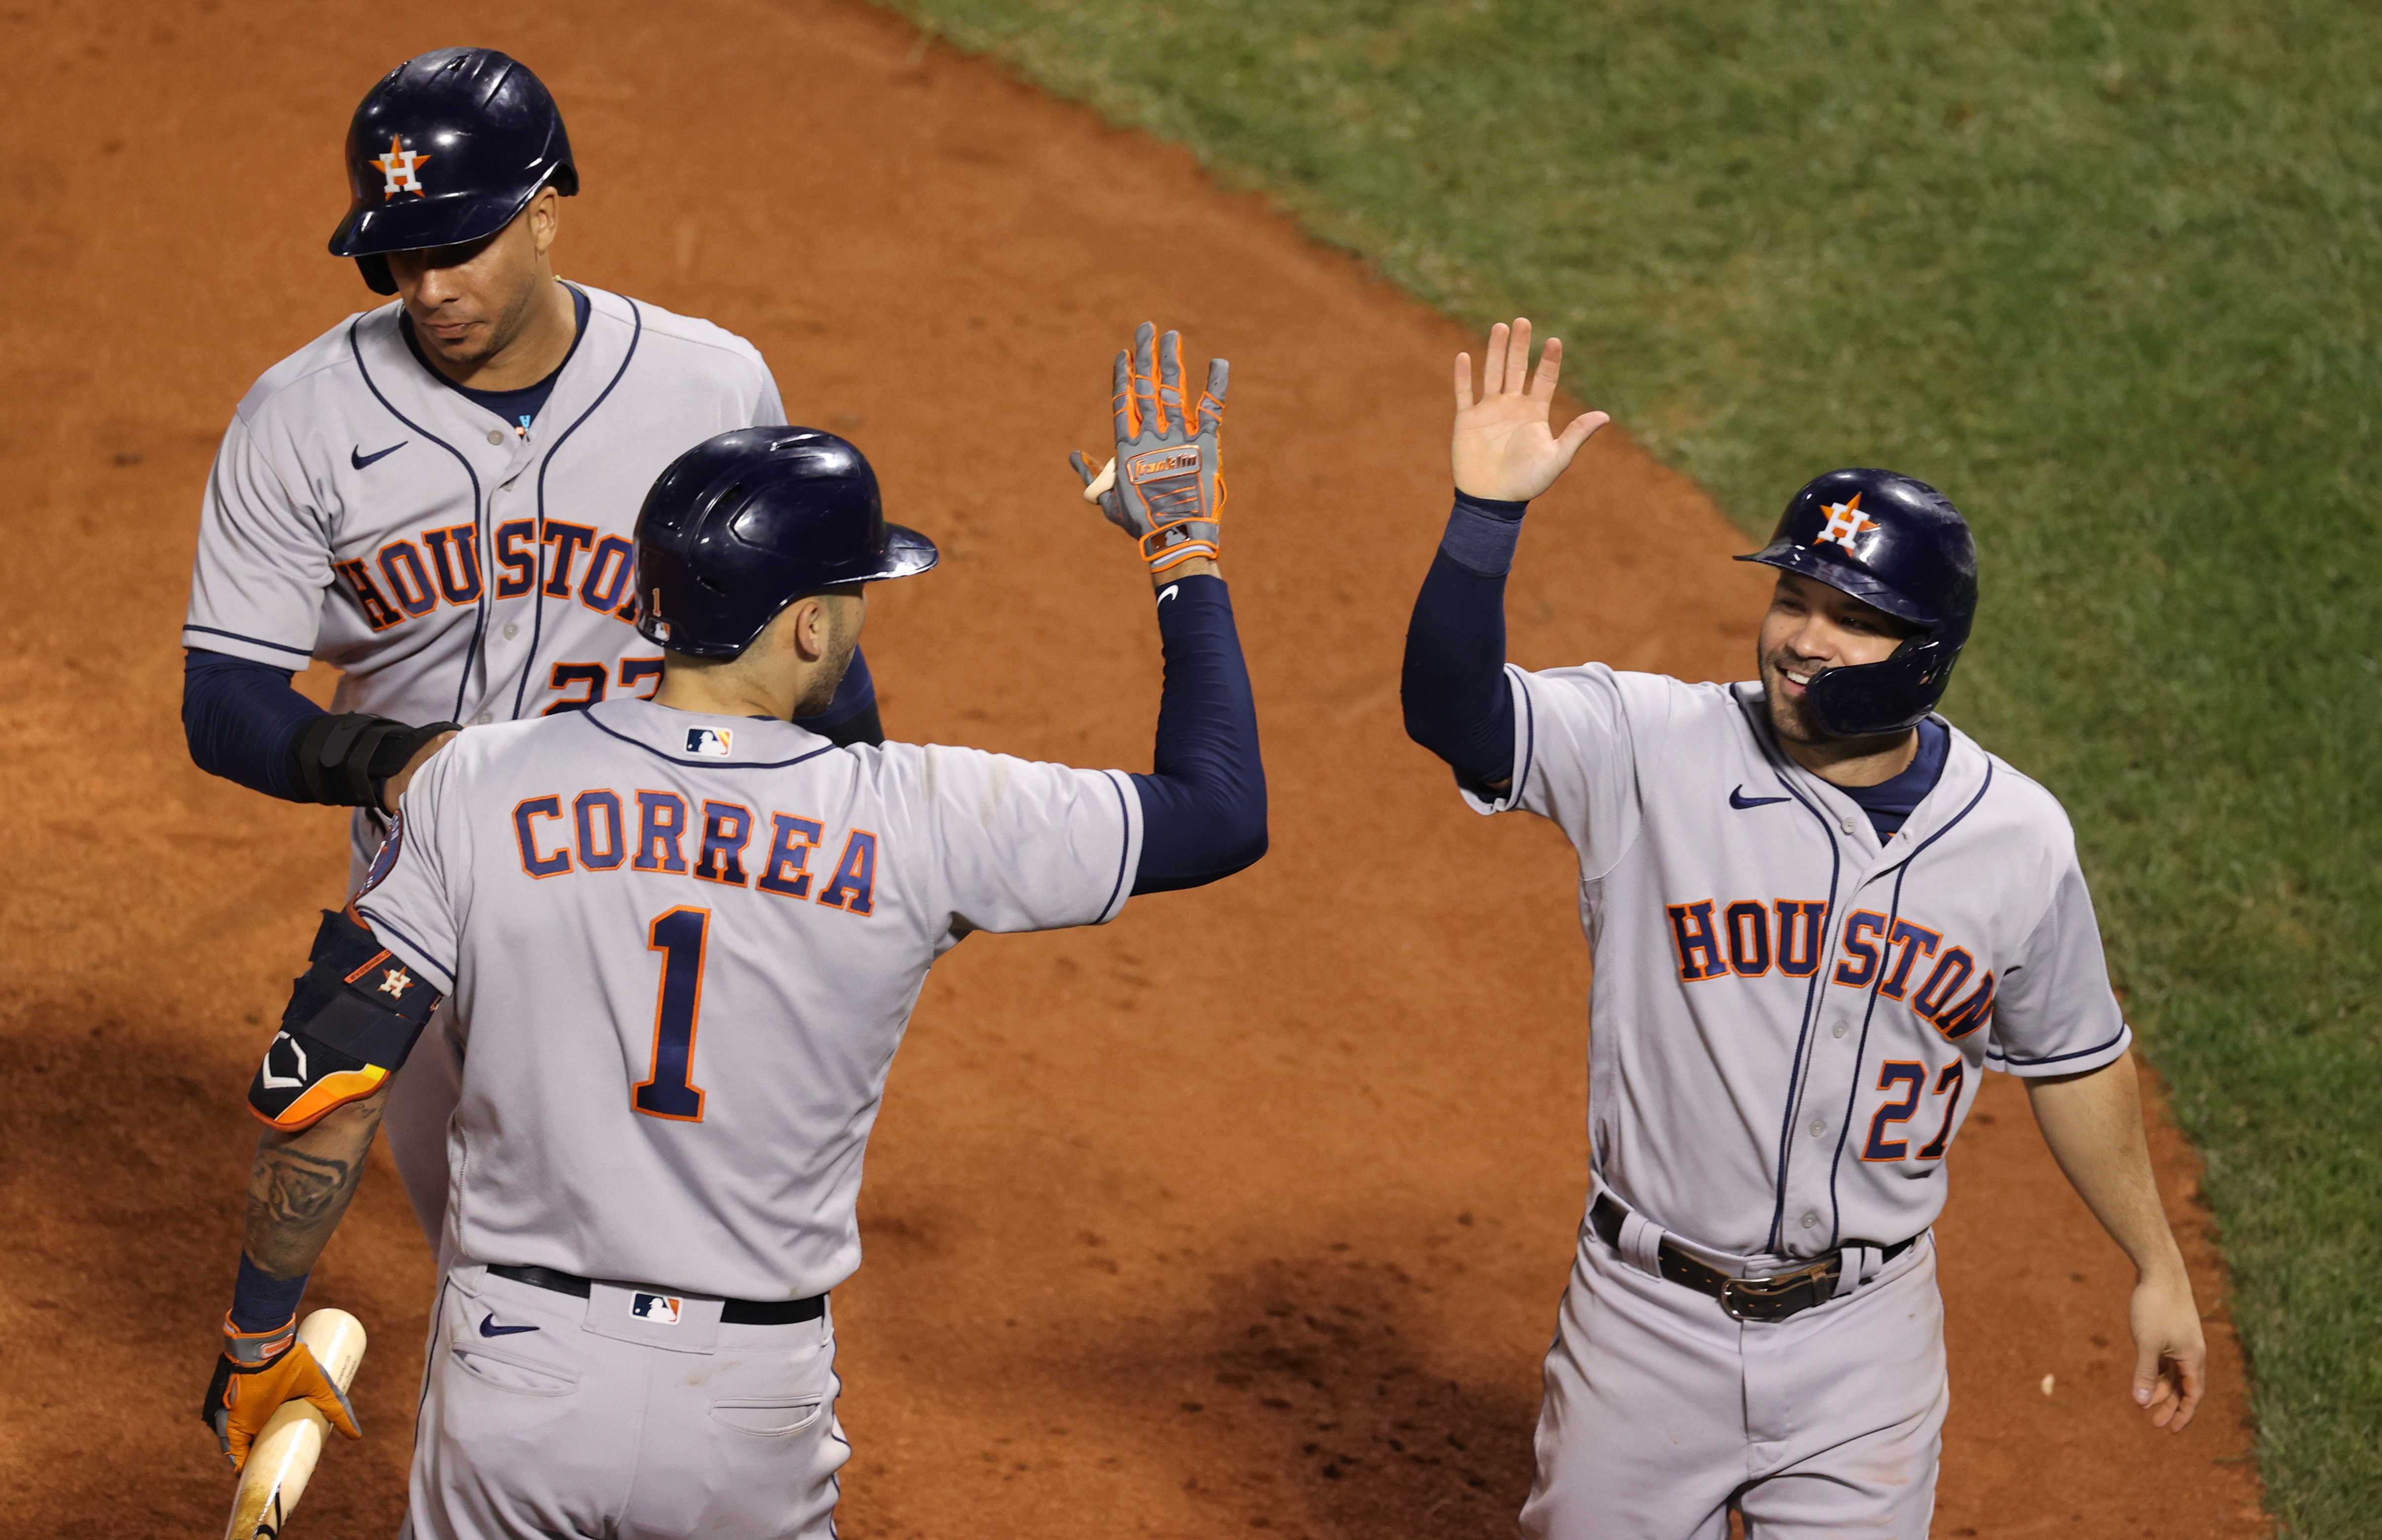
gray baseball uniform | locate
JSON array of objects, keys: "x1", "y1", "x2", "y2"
[
  {"x1": 1467, "y1": 664, "x2": 2128, "y2": 1538},
  {"x1": 185, "y1": 283, "x2": 785, "y2": 741},
  {"x1": 184, "y1": 283, "x2": 787, "y2": 1247},
  {"x1": 350, "y1": 696, "x2": 1142, "y2": 1537}
]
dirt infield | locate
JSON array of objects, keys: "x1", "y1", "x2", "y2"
[{"x1": 0, "y1": 0, "x2": 2268, "y2": 1534}]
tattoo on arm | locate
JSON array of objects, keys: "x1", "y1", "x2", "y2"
[{"x1": 243, "y1": 1095, "x2": 387, "y2": 1279}]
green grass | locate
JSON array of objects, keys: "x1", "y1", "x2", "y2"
[{"x1": 878, "y1": 0, "x2": 2382, "y2": 1527}]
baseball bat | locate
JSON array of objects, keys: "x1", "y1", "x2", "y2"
[{"x1": 222, "y1": 1308, "x2": 368, "y2": 1540}]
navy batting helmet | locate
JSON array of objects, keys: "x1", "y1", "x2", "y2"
[
  {"x1": 634, "y1": 429, "x2": 939, "y2": 659},
  {"x1": 1735, "y1": 469, "x2": 1978, "y2": 736},
  {"x1": 327, "y1": 47, "x2": 577, "y2": 295}
]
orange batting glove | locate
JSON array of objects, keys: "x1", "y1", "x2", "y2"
[{"x1": 199, "y1": 1313, "x2": 361, "y2": 1471}]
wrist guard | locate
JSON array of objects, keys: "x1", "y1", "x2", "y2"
[
  {"x1": 290, "y1": 713, "x2": 460, "y2": 808},
  {"x1": 247, "y1": 909, "x2": 442, "y2": 1132}
]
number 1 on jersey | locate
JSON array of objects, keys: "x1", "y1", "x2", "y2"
[{"x1": 634, "y1": 906, "x2": 710, "y2": 1121}]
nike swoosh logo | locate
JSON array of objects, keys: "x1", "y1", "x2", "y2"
[
  {"x1": 1156, "y1": 584, "x2": 1179, "y2": 604},
  {"x1": 1729, "y1": 786, "x2": 1791, "y2": 810},
  {"x1": 351, "y1": 441, "x2": 408, "y2": 470},
  {"x1": 478, "y1": 1312, "x2": 539, "y2": 1338}
]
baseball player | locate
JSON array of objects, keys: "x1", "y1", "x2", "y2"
[
  {"x1": 1399, "y1": 320, "x2": 2206, "y2": 1536},
  {"x1": 180, "y1": 47, "x2": 885, "y2": 1252},
  {"x1": 199, "y1": 325, "x2": 1264, "y2": 1538}
]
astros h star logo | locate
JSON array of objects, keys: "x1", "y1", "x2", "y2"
[
  {"x1": 372, "y1": 135, "x2": 431, "y2": 200},
  {"x1": 1813, "y1": 492, "x2": 1880, "y2": 552}
]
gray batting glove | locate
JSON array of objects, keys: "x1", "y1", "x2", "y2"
[{"x1": 1070, "y1": 322, "x2": 1228, "y2": 573}]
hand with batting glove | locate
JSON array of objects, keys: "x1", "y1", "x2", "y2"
[
  {"x1": 199, "y1": 1313, "x2": 361, "y2": 1471},
  {"x1": 1070, "y1": 322, "x2": 1228, "y2": 580}
]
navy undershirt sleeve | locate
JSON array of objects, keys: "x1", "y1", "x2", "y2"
[
  {"x1": 1129, "y1": 575, "x2": 1266, "y2": 894},
  {"x1": 1401, "y1": 492, "x2": 1527, "y2": 791},
  {"x1": 183, "y1": 648, "x2": 324, "y2": 800},
  {"x1": 229, "y1": 1253, "x2": 310, "y2": 1333},
  {"x1": 188, "y1": 640, "x2": 880, "y2": 797}
]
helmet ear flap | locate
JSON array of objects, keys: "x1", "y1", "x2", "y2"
[
  {"x1": 356, "y1": 254, "x2": 397, "y2": 295},
  {"x1": 1803, "y1": 634, "x2": 1961, "y2": 737}
]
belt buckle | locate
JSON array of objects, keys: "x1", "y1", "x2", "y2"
[{"x1": 1718, "y1": 1259, "x2": 1834, "y2": 1322}]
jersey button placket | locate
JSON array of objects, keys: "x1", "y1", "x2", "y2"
[{"x1": 482, "y1": 454, "x2": 536, "y2": 720}]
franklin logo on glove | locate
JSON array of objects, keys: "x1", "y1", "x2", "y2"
[{"x1": 1126, "y1": 447, "x2": 1200, "y2": 482}]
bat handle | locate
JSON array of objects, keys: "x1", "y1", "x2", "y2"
[{"x1": 222, "y1": 1309, "x2": 368, "y2": 1540}]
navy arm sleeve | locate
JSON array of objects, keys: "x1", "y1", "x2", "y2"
[
  {"x1": 183, "y1": 648, "x2": 325, "y2": 800},
  {"x1": 1400, "y1": 492, "x2": 1526, "y2": 791},
  {"x1": 185, "y1": 643, "x2": 888, "y2": 795},
  {"x1": 1129, "y1": 575, "x2": 1267, "y2": 894}
]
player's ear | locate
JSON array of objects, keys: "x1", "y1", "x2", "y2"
[
  {"x1": 528, "y1": 186, "x2": 561, "y2": 258},
  {"x1": 780, "y1": 595, "x2": 831, "y2": 665}
]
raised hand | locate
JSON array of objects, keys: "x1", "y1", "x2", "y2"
[
  {"x1": 1071, "y1": 322, "x2": 1228, "y2": 580},
  {"x1": 1451, "y1": 318, "x2": 1607, "y2": 503}
]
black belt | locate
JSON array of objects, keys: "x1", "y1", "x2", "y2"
[
  {"x1": 1589, "y1": 1194, "x2": 1915, "y2": 1323},
  {"x1": 488, "y1": 1264, "x2": 826, "y2": 1326}
]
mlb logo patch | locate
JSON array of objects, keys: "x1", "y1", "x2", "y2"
[
  {"x1": 686, "y1": 727, "x2": 733, "y2": 757},
  {"x1": 630, "y1": 1292, "x2": 683, "y2": 1325}
]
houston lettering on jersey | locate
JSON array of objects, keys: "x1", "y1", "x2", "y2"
[
  {"x1": 514, "y1": 789, "x2": 878, "y2": 916},
  {"x1": 338, "y1": 519, "x2": 640, "y2": 632},
  {"x1": 1663, "y1": 898, "x2": 1997, "y2": 1041}
]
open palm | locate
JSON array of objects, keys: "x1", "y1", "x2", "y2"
[{"x1": 1451, "y1": 318, "x2": 1608, "y2": 502}]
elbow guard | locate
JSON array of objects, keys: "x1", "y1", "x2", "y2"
[{"x1": 247, "y1": 909, "x2": 442, "y2": 1132}]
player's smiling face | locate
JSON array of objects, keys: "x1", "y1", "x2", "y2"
[
  {"x1": 1757, "y1": 572, "x2": 1918, "y2": 743},
  {"x1": 386, "y1": 187, "x2": 562, "y2": 375}
]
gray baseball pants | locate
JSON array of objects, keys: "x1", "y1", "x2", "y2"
[
  {"x1": 399, "y1": 1265, "x2": 849, "y2": 1540},
  {"x1": 1519, "y1": 1218, "x2": 1945, "y2": 1539}
]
